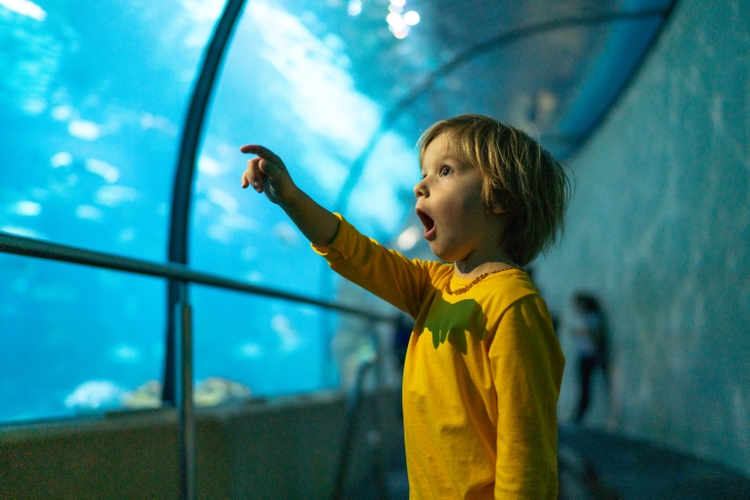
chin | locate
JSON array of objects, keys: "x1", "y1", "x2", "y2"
[
  {"x1": 429, "y1": 246, "x2": 457, "y2": 263},
  {"x1": 426, "y1": 243, "x2": 445, "y2": 261}
]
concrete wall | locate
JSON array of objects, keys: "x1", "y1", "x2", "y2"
[
  {"x1": 536, "y1": 0, "x2": 750, "y2": 476},
  {"x1": 0, "y1": 389, "x2": 402, "y2": 499}
]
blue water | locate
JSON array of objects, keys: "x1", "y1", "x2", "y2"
[{"x1": 0, "y1": 0, "x2": 410, "y2": 423}]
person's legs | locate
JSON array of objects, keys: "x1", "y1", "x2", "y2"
[{"x1": 576, "y1": 356, "x2": 596, "y2": 423}]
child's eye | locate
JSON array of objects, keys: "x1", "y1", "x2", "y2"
[{"x1": 440, "y1": 166, "x2": 451, "y2": 176}]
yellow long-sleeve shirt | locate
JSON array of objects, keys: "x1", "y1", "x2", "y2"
[{"x1": 314, "y1": 215, "x2": 564, "y2": 499}]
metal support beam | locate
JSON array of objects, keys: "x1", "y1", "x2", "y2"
[{"x1": 165, "y1": 0, "x2": 247, "y2": 406}]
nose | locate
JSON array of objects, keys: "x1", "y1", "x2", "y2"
[{"x1": 414, "y1": 178, "x2": 428, "y2": 199}]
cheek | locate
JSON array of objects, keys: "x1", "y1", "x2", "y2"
[{"x1": 454, "y1": 192, "x2": 487, "y2": 219}]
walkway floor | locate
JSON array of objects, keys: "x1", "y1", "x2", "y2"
[
  {"x1": 558, "y1": 424, "x2": 750, "y2": 500},
  {"x1": 352, "y1": 423, "x2": 750, "y2": 499}
]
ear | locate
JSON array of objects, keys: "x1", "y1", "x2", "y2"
[{"x1": 490, "y1": 199, "x2": 504, "y2": 215}]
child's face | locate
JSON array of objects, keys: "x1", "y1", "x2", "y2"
[{"x1": 415, "y1": 133, "x2": 505, "y2": 268}]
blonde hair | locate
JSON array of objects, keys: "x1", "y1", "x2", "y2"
[{"x1": 418, "y1": 114, "x2": 571, "y2": 266}]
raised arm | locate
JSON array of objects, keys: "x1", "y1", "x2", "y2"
[{"x1": 240, "y1": 144, "x2": 339, "y2": 250}]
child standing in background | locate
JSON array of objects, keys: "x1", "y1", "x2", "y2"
[{"x1": 241, "y1": 114, "x2": 570, "y2": 499}]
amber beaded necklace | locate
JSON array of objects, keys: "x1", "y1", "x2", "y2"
[{"x1": 444, "y1": 266, "x2": 521, "y2": 295}]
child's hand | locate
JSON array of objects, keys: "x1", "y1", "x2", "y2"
[
  {"x1": 240, "y1": 144, "x2": 295, "y2": 205},
  {"x1": 240, "y1": 144, "x2": 339, "y2": 248}
]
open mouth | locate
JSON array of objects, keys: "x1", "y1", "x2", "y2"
[{"x1": 416, "y1": 208, "x2": 436, "y2": 240}]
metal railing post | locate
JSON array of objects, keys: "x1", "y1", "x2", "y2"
[
  {"x1": 176, "y1": 282, "x2": 196, "y2": 500},
  {"x1": 333, "y1": 358, "x2": 375, "y2": 500}
]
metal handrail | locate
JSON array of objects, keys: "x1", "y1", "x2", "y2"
[
  {"x1": 0, "y1": 232, "x2": 393, "y2": 322},
  {"x1": 1, "y1": 231, "x2": 394, "y2": 500}
]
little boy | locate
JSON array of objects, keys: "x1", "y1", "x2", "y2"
[{"x1": 241, "y1": 114, "x2": 569, "y2": 499}]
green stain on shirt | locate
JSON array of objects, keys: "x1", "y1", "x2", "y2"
[{"x1": 423, "y1": 296, "x2": 489, "y2": 354}]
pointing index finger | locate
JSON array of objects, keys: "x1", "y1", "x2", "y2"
[{"x1": 240, "y1": 144, "x2": 277, "y2": 161}]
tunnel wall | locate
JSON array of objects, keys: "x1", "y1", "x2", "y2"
[{"x1": 536, "y1": 0, "x2": 750, "y2": 476}]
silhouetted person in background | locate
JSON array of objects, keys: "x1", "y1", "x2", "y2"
[{"x1": 571, "y1": 292, "x2": 608, "y2": 424}]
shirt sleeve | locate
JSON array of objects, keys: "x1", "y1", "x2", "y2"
[
  {"x1": 490, "y1": 294, "x2": 564, "y2": 499},
  {"x1": 311, "y1": 214, "x2": 442, "y2": 318}
]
